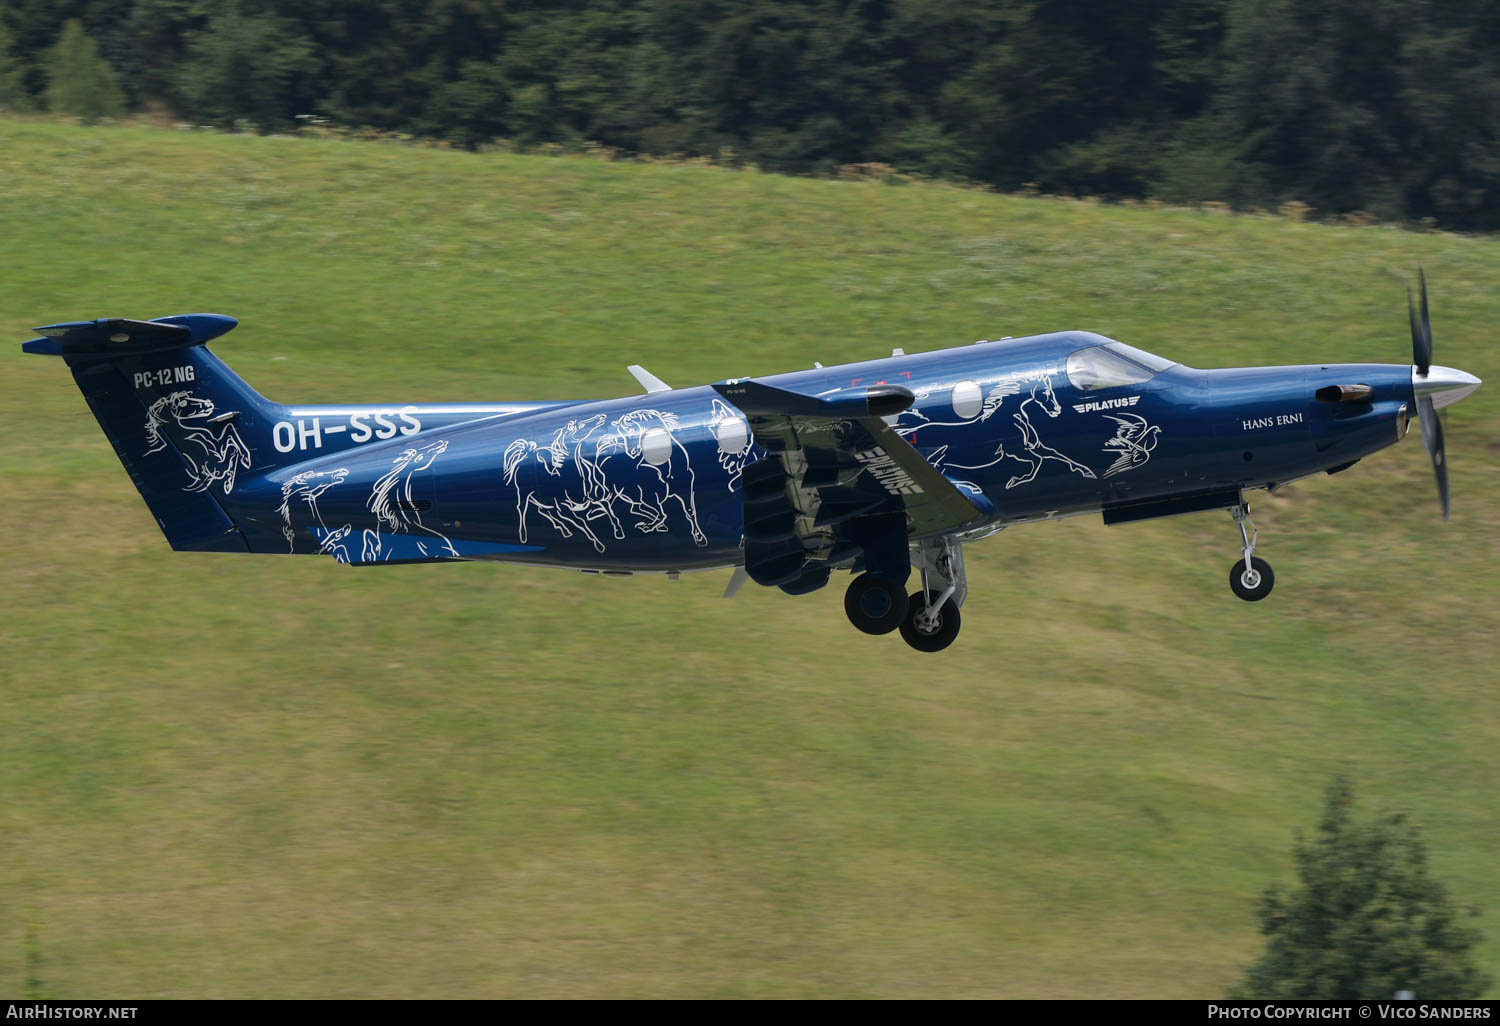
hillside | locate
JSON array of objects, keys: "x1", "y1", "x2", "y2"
[{"x1": 1, "y1": 117, "x2": 1496, "y2": 998}]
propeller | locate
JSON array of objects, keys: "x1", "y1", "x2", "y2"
[{"x1": 1407, "y1": 267, "x2": 1449, "y2": 521}]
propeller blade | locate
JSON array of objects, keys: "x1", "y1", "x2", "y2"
[
  {"x1": 1416, "y1": 395, "x2": 1449, "y2": 522},
  {"x1": 1408, "y1": 290, "x2": 1423, "y2": 371},
  {"x1": 1413, "y1": 267, "x2": 1433, "y2": 374},
  {"x1": 1416, "y1": 267, "x2": 1428, "y2": 366}
]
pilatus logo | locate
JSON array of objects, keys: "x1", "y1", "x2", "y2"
[
  {"x1": 1072, "y1": 395, "x2": 1141, "y2": 414},
  {"x1": 853, "y1": 449, "x2": 923, "y2": 496}
]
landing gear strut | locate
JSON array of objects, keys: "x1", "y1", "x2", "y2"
[
  {"x1": 1229, "y1": 502, "x2": 1274, "y2": 601},
  {"x1": 901, "y1": 537, "x2": 966, "y2": 652}
]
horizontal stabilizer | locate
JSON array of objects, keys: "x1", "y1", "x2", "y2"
[{"x1": 23, "y1": 314, "x2": 237, "y2": 358}]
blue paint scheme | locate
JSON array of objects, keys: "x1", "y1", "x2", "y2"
[{"x1": 23, "y1": 310, "x2": 1476, "y2": 648}]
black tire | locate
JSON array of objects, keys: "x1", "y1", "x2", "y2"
[
  {"x1": 1229, "y1": 556, "x2": 1275, "y2": 601},
  {"x1": 844, "y1": 573, "x2": 908, "y2": 635},
  {"x1": 898, "y1": 590, "x2": 962, "y2": 652}
]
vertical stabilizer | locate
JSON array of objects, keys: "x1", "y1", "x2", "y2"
[{"x1": 24, "y1": 314, "x2": 286, "y2": 552}]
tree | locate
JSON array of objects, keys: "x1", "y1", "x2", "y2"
[
  {"x1": 174, "y1": 3, "x2": 319, "y2": 131},
  {"x1": 0, "y1": 10, "x2": 33, "y2": 111},
  {"x1": 1233, "y1": 778, "x2": 1490, "y2": 999},
  {"x1": 423, "y1": 57, "x2": 509, "y2": 148},
  {"x1": 1217, "y1": 0, "x2": 1500, "y2": 228},
  {"x1": 311, "y1": 0, "x2": 508, "y2": 135},
  {"x1": 44, "y1": 18, "x2": 124, "y2": 122}
]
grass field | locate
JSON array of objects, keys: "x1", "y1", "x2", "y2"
[{"x1": 1, "y1": 116, "x2": 1496, "y2": 998}]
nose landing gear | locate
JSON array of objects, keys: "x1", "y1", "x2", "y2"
[
  {"x1": 1229, "y1": 502, "x2": 1274, "y2": 601},
  {"x1": 900, "y1": 537, "x2": 967, "y2": 652},
  {"x1": 900, "y1": 590, "x2": 962, "y2": 652}
]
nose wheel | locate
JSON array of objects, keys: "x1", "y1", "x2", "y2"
[
  {"x1": 1229, "y1": 503, "x2": 1274, "y2": 601},
  {"x1": 900, "y1": 590, "x2": 962, "y2": 652},
  {"x1": 1230, "y1": 556, "x2": 1274, "y2": 601},
  {"x1": 899, "y1": 537, "x2": 967, "y2": 651}
]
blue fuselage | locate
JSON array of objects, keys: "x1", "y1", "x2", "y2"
[{"x1": 226, "y1": 331, "x2": 1414, "y2": 570}]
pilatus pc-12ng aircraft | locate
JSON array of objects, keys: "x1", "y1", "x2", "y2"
[{"x1": 24, "y1": 273, "x2": 1479, "y2": 652}]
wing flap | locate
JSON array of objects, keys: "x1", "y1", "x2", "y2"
[{"x1": 713, "y1": 378, "x2": 986, "y2": 588}]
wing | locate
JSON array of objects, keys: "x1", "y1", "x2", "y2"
[{"x1": 713, "y1": 378, "x2": 988, "y2": 587}]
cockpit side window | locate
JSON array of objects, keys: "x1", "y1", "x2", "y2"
[{"x1": 1065, "y1": 346, "x2": 1156, "y2": 391}]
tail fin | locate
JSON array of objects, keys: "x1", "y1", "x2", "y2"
[{"x1": 24, "y1": 314, "x2": 283, "y2": 552}]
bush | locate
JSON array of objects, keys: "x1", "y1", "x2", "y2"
[{"x1": 1232, "y1": 778, "x2": 1490, "y2": 999}]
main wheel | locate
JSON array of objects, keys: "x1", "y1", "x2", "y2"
[
  {"x1": 844, "y1": 573, "x2": 908, "y2": 635},
  {"x1": 898, "y1": 590, "x2": 962, "y2": 652},
  {"x1": 1229, "y1": 556, "x2": 1274, "y2": 601}
]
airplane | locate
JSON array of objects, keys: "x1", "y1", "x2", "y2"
[{"x1": 22, "y1": 272, "x2": 1480, "y2": 653}]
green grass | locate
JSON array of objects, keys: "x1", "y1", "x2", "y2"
[{"x1": 1, "y1": 116, "x2": 1497, "y2": 998}]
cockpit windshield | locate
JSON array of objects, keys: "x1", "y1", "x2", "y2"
[
  {"x1": 1103, "y1": 341, "x2": 1176, "y2": 373},
  {"x1": 1065, "y1": 341, "x2": 1176, "y2": 391}
]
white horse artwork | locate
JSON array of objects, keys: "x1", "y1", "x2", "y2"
[
  {"x1": 316, "y1": 524, "x2": 355, "y2": 563},
  {"x1": 595, "y1": 409, "x2": 708, "y2": 547},
  {"x1": 707, "y1": 398, "x2": 755, "y2": 491},
  {"x1": 143, "y1": 391, "x2": 252, "y2": 494},
  {"x1": 277, "y1": 466, "x2": 350, "y2": 553},
  {"x1": 361, "y1": 440, "x2": 458, "y2": 561},
  {"x1": 926, "y1": 373, "x2": 1097, "y2": 489},
  {"x1": 503, "y1": 414, "x2": 625, "y2": 554},
  {"x1": 897, "y1": 380, "x2": 1016, "y2": 437}
]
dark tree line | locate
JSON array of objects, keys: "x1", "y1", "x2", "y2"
[{"x1": 4, "y1": 0, "x2": 1500, "y2": 229}]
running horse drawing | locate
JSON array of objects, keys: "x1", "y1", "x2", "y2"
[
  {"x1": 362, "y1": 439, "x2": 459, "y2": 561},
  {"x1": 143, "y1": 390, "x2": 252, "y2": 494},
  {"x1": 928, "y1": 372, "x2": 1097, "y2": 489},
  {"x1": 277, "y1": 467, "x2": 350, "y2": 553},
  {"x1": 503, "y1": 414, "x2": 625, "y2": 553},
  {"x1": 596, "y1": 409, "x2": 708, "y2": 546}
]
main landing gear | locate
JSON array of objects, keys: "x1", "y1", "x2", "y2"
[
  {"x1": 1229, "y1": 502, "x2": 1274, "y2": 601},
  {"x1": 844, "y1": 572, "x2": 907, "y2": 635},
  {"x1": 843, "y1": 537, "x2": 967, "y2": 652}
]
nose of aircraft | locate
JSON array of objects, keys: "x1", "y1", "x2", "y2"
[{"x1": 1414, "y1": 365, "x2": 1482, "y2": 409}]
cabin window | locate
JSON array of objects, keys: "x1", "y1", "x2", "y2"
[{"x1": 1065, "y1": 346, "x2": 1157, "y2": 391}]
